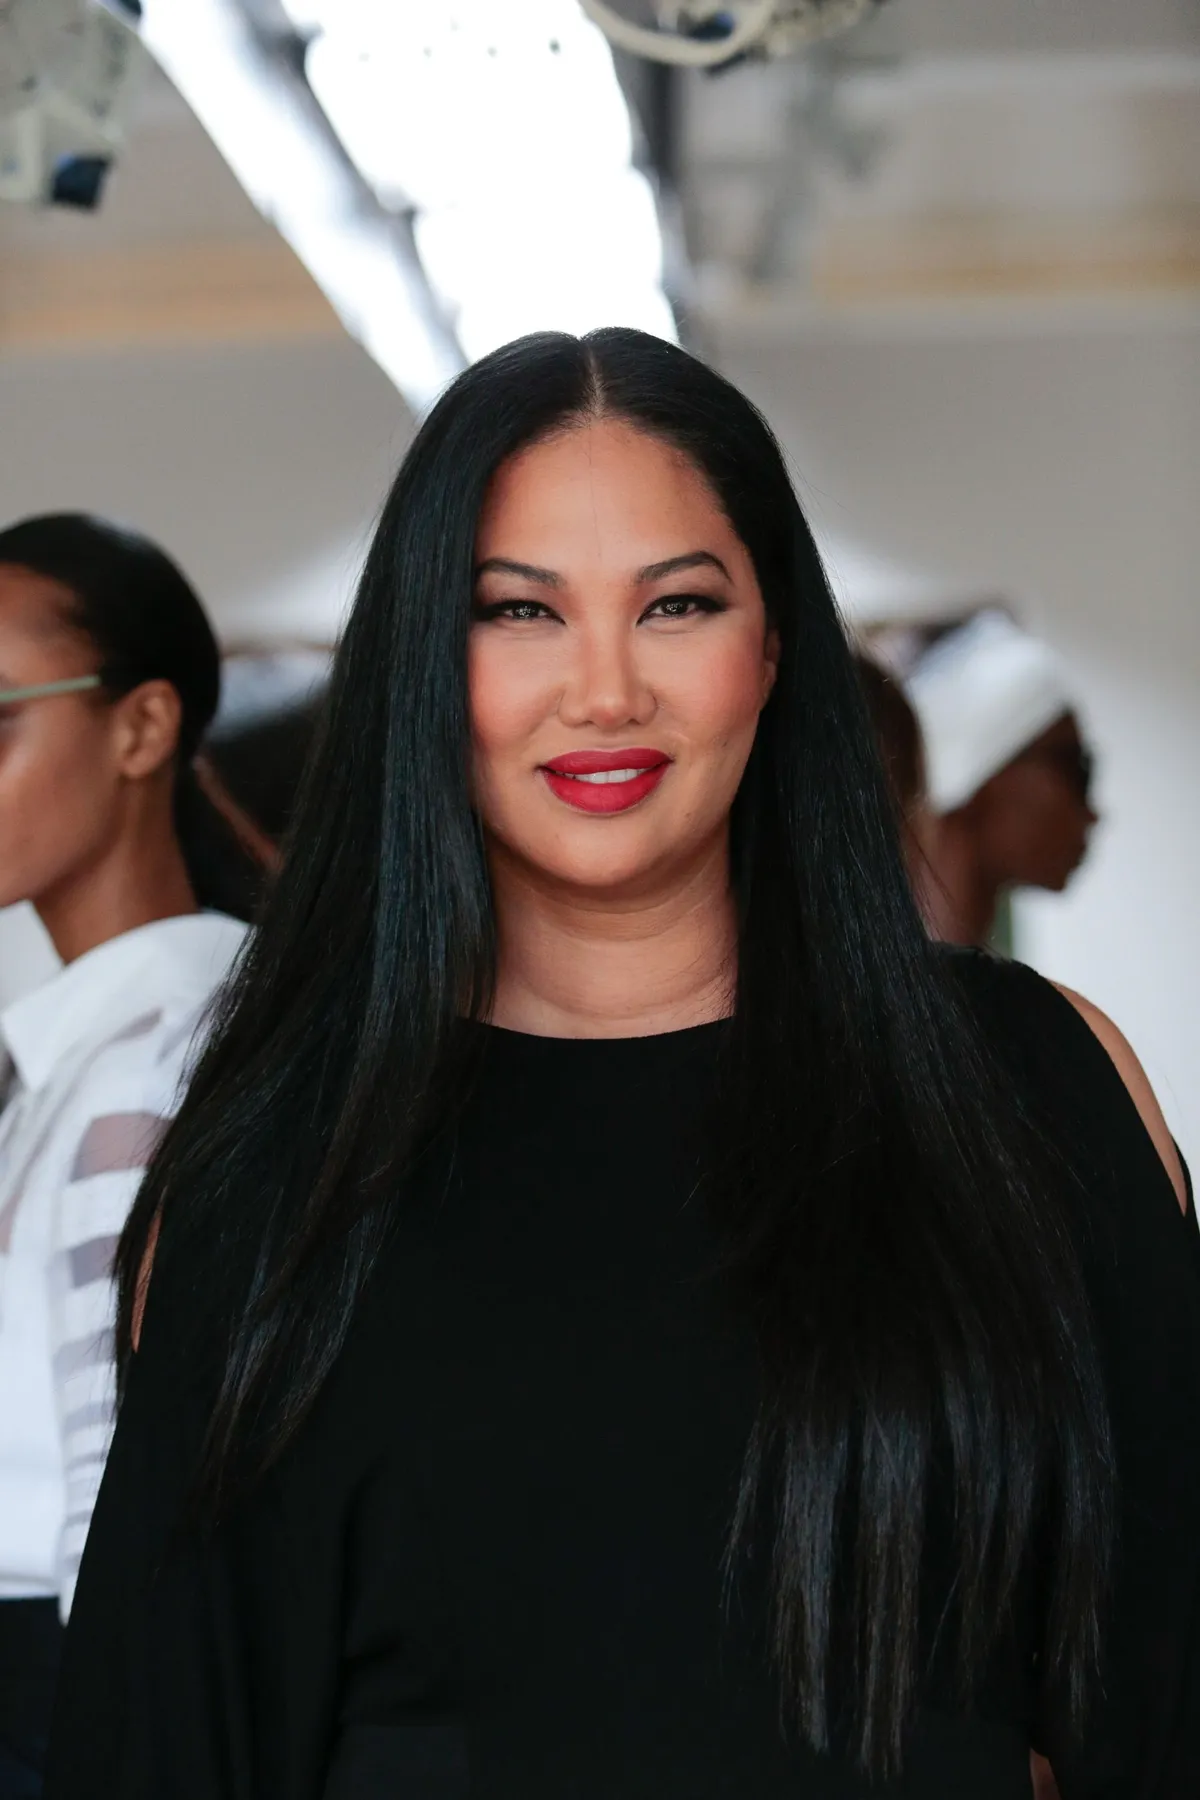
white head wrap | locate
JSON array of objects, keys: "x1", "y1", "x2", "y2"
[{"x1": 904, "y1": 610, "x2": 1073, "y2": 814}]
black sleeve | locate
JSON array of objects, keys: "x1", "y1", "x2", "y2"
[
  {"x1": 947, "y1": 950, "x2": 1200, "y2": 1797},
  {"x1": 43, "y1": 1247, "x2": 256, "y2": 1800},
  {"x1": 319, "y1": 1438, "x2": 468, "y2": 1800}
]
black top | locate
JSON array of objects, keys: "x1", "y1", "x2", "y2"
[{"x1": 46, "y1": 953, "x2": 1200, "y2": 1799}]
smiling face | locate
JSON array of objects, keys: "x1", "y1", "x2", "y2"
[{"x1": 468, "y1": 418, "x2": 778, "y2": 900}]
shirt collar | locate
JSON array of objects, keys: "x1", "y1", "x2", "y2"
[{"x1": 0, "y1": 912, "x2": 248, "y2": 1093}]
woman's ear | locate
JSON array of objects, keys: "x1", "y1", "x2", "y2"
[{"x1": 113, "y1": 680, "x2": 184, "y2": 782}]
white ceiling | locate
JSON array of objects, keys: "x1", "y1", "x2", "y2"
[
  {"x1": 859, "y1": 0, "x2": 1197, "y2": 55},
  {"x1": 1, "y1": 0, "x2": 1198, "y2": 353},
  {"x1": 680, "y1": 0, "x2": 1200, "y2": 320}
]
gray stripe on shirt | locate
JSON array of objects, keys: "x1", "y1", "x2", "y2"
[
  {"x1": 53, "y1": 1330, "x2": 114, "y2": 1384},
  {"x1": 65, "y1": 1235, "x2": 119, "y2": 1289},
  {"x1": 61, "y1": 1400, "x2": 112, "y2": 1437}
]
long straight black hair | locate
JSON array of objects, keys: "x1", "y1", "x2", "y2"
[
  {"x1": 115, "y1": 330, "x2": 1111, "y2": 1775},
  {"x1": 0, "y1": 513, "x2": 268, "y2": 921}
]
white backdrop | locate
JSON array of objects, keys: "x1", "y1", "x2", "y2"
[{"x1": 0, "y1": 333, "x2": 411, "y2": 1002}]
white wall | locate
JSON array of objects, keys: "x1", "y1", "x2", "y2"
[
  {"x1": 719, "y1": 318, "x2": 1200, "y2": 1158},
  {"x1": 0, "y1": 337, "x2": 411, "y2": 639},
  {"x1": 0, "y1": 334, "x2": 412, "y2": 1002}
]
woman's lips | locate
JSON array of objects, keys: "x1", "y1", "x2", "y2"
[{"x1": 540, "y1": 748, "x2": 671, "y2": 815}]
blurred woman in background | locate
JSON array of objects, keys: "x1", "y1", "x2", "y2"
[
  {"x1": 852, "y1": 652, "x2": 933, "y2": 892},
  {"x1": 905, "y1": 610, "x2": 1098, "y2": 947},
  {"x1": 0, "y1": 515, "x2": 257, "y2": 1797},
  {"x1": 48, "y1": 337, "x2": 1198, "y2": 1799}
]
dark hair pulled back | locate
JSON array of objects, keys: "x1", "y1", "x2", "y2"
[
  {"x1": 114, "y1": 332, "x2": 1111, "y2": 1776},
  {"x1": 0, "y1": 512, "x2": 265, "y2": 921}
]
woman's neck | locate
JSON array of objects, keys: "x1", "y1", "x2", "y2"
[
  {"x1": 918, "y1": 812, "x2": 1000, "y2": 948},
  {"x1": 36, "y1": 826, "x2": 198, "y2": 966},
  {"x1": 487, "y1": 835, "x2": 736, "y2": 1039}
]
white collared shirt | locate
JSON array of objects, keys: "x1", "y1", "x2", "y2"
[{"x1": 0, "y1": 912, "x2": 247, "y2": 1617}]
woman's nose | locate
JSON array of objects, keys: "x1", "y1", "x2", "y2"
[{"x1": 557, "y1": 623, "x2": 655, "y2": 731}]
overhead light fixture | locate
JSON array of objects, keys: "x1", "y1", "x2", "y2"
[
  {"x1": 0, "y1": 0, "x2": 150, "y2": 210},
  {"x1": 578, "y1": 0, "x2": 881, "y2": 68},
  {"x1": 281, "y1": 0, "x2": 678, "y2": 360},
  {"x1": 414, "y1": 170, "x2": 674, "y2": 363},
  {"x1": 303, "y1": 7, "x2": 634, "y2": 213},
  {"x1": 138, "y1": 0, "x2": 463, "y2": 411}
]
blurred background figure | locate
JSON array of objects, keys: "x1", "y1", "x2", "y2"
[
  {"x1": 905, "y1": 610, "x2": 1097, "y2": 949},
  {"x1": 205, "y1": 645, "x2": 332, "y2": 853},
  {"x1": 852, "y1": 651, "x2": 935, "y2": 896},
  {"x1": 0, "y1": 514, "x2": 256, "y2": 1796}
]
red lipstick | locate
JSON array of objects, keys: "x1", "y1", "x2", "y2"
[{"x1": 540, "y1": 748, "x2": 670, "y2": 814}]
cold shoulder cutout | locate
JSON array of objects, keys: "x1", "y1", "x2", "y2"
[{"x1": 1050, "y1": 981, "x2": 1187, "y2": 1212}]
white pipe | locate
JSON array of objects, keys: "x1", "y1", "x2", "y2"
[{"x1": 578, "y1": 0, "x2": 777, "y2": 69}]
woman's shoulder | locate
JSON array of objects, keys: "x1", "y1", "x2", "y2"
[
  {"x1": 936, "y1": 944, "x2": 1090, "y2": 1075},
  {"x1": 940, "y1": 946, "x2": 1188, "y2": 1216},
  {"x1": 136, "y1": 912, "x2": 249, "y2": 1004},
  {"x1": 1047, "y1": 981, "x2": 1187, "y2": 1211}
]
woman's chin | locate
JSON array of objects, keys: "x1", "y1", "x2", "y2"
[
  {"x1": 550, "y1": 853, "x2": 674, "y2": 897},
  {"x1": 517, "y1": 831, "x2": 685, "y2": 898}
]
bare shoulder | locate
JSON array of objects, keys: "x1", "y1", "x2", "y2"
[{"x1": 1052, "y1": 984, "x2": 1187, "y2": 1214}]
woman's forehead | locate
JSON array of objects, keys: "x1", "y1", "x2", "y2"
[
  {"x1": 476, "y1": 421, "x2": 740, "y2": 576},
  {"x1": 0, "y1": 565, "x2": 80, "y2": 642}
]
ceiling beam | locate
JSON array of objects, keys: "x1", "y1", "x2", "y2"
[
  {"x1": 694, "y1": 206, "x2": 1200, "y2": 336},
  {"x1": 5, "y1": 207, "x2": 1199, "y2": 358},
  {"x1": 812, "y1": 208, "x2": 1200, "y2": 305},
  {"x1": 0, "y1": 237, "x2": 340, "y2": 354}
]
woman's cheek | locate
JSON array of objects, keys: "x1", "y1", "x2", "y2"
[
  {"x1": 661, "y1": 636, "x2": 769, "y2": 747},
  {"x1": 469, "y1": 642, "x2": 555, "y2": 758}
]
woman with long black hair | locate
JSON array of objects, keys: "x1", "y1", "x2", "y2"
[
  {"x1": 0, "y1": 514, "x2": 261, "y2": 1795},
  {"x1": 46, "y1": 335, "x2": 1198, "y2": 1798}
]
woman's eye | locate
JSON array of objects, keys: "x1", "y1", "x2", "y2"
[
  {"x1": 643, "y1": 594, "x2": 724, "y2": 621},
  {"x1": 473, "y1": 599, "x2": 554, "y2": 623}
]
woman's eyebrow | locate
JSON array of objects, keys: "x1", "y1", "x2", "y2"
[
  {"x1": 474, "y1": 550, "x2": 731, "y2": 587},
  {"x1": 637, "y1": 551, "x2": 730, "y2": 583},
  {"x1": 475, "y1": 557, "x2": 562, "y2": 587}
]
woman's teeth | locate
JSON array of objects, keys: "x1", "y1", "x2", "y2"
[{"x1": 564, "y1": 768, "x2": 647, "y2": 785}]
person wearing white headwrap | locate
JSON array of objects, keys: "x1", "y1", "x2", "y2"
[{"x1": 904, "y1": 610, "x2": 1097, "y2": 948}]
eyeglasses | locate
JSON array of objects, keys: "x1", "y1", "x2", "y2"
[{"x1": 0, "y1": 674, "x2": 103, "y2": 707}]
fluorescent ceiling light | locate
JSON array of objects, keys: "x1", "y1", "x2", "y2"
[
  {"x1": 285, "y1": 0, "x2": 677, "y2": 358},
  {"x1": 276, "y1": 0, "x2": 323, "y2": 28},
  {"x1": 304, "y1": 4, "x2": 632, "y2": 213},
  {"x1": 416, "y1": 168, "x2": 671, "y2": 360},
  {"x1": 139, "y1": 0, "x2": 462, "y2": 410},
  {"x1": 415, "y1": 171, "x2": 665, "y2": 303},
  {"x1": 454, "y1": 284, "x2": 679, "y2": 367}
]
